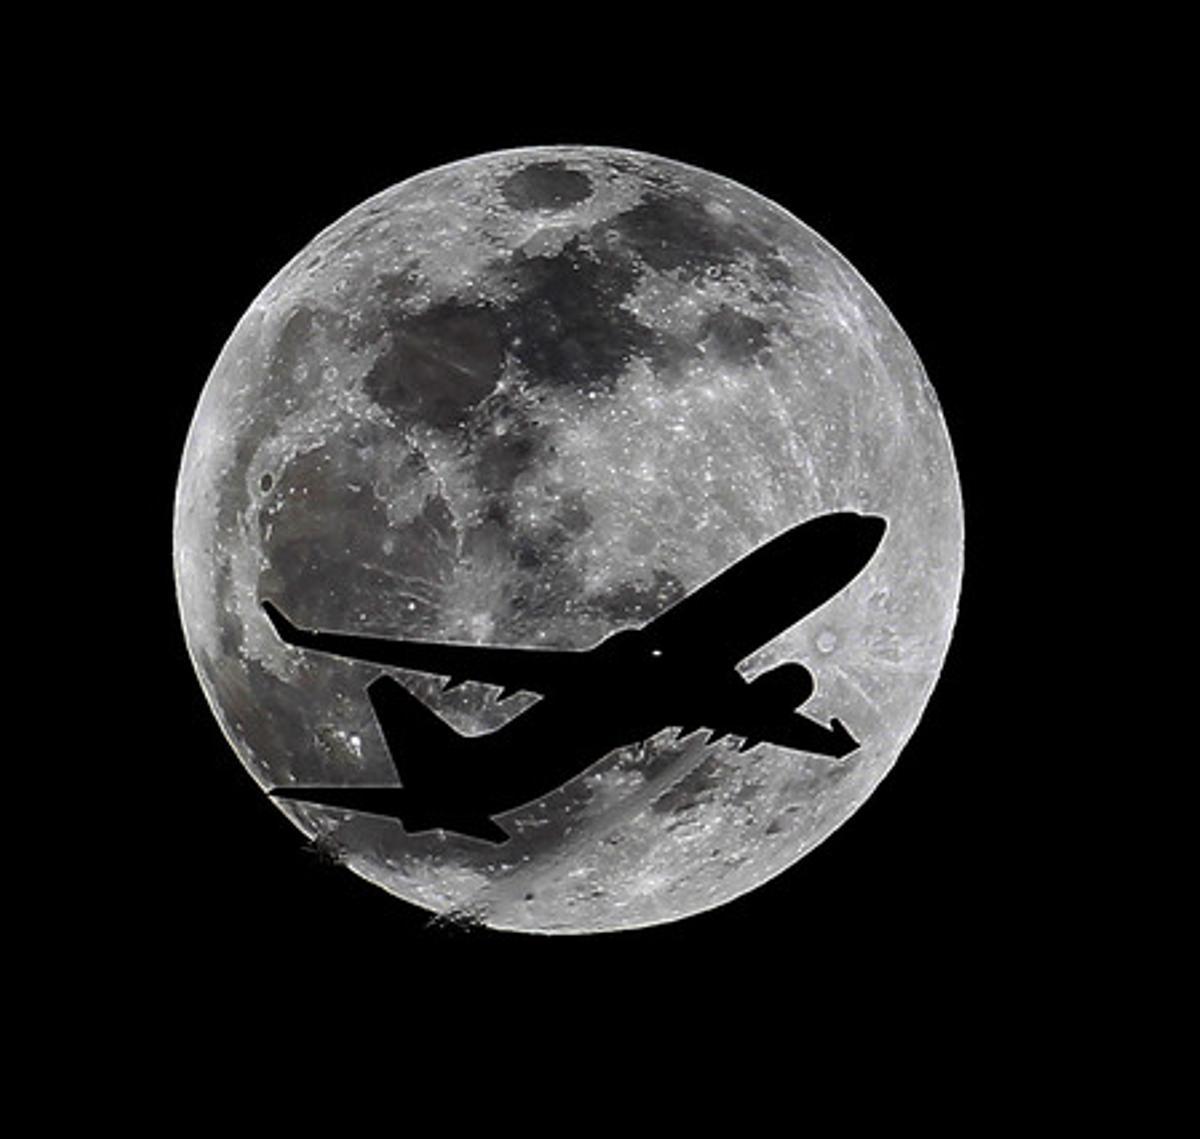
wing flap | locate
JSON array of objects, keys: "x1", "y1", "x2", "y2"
[{"x1": 699, "y1": 709, "x2": 859, "y2": 758}]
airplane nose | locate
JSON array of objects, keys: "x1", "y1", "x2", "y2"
[
  {"x1": 804, "y1": 511, "x2": 888, "y2": 584},
  {"x1": 850, "y1": 512, "x2": 888, "y2": 563},
  {"x1": 812, "y1": 510, "x2": 887, "y2": 553},
  {"x1": 860, "y1": 513, "x2": 888, "y2": 548}
]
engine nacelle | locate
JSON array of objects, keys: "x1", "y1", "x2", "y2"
[{"x1": 748, "y1": 662, "x2": 814, "y2": 712}]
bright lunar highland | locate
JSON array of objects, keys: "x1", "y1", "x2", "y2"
[{"x1": 174, "y1": 146, "x2": 963, "y2": 933}]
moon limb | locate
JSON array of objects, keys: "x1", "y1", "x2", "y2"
[{"x1": 174, "y1": 146, "x2": 963, "y2": 932}]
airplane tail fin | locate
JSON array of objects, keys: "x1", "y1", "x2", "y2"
[
  {"x1": 366, "y1": 674, "x2": 466, "y2": 787},
  {"x1": 364, "y1": 674, "x2": 510, "y2": 843},
  {"x1": 268, "y1": 675, "x2": 510, "y2": 842}
]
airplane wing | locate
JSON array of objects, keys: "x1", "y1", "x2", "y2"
[
  {"x1": 261, "y1": 599, "x2": 579, "y2": 699},
  {"x1": 722, "y1": 711, "x2": 860, "y2": 759},
  {"x1": 268, "y1": 785, "x2": 511, "y2": 844},
  {"x1": 641, "y1": 512, "x2": 886, "y2": 670}
]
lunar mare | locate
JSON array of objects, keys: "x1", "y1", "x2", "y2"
[{"x1": 174, "y1": 147, "x2": 963, "y2": 933}]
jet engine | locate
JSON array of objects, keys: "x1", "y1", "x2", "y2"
[{"x1": 747, "y1": 662, "x2": 815, "y2": 712}]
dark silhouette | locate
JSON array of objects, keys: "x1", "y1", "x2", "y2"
[{"x1": 263, "y1": 511, "x2": 887, "y2": 843}]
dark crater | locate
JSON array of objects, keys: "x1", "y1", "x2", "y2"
[
  {"x1": 699, "y1": 306, "x2": 771, "y2": 364},
  {"x1": 610, "y1": 193, "x2": 743, "y2": 275},
  {"x1": 474, "y1": 422, "x2": 548, "y2": 496},
  {"x1": 511, "y1": 509, "x2": 581, "y2": 572},
  {"x1": 461, "y1": 497, "x2": 515, "y2": 567},
  {"x1": 552, "y1": 490, "x2": 592, "y2": 537},
  {"x1": 512, "y1": 534, "x2": 558, "y2": 572},
  {"x1": 497, "y1": 239, "x2": 655, "y2": 396},
  {"x1": 501, "y1": 162, "x2": 594, "y2": 211},
  {"x1": 504, "y1": 490, "x2": 591, "y2": 576},
  {"x1": 609, "y1": 191, "x2": 793, "y2": 286},
  {"x1": 364, "y1": 300, "x2": 504, "y2": 429}
]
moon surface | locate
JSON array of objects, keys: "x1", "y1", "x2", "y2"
[{"x1": 173, "y1": 146, "x2": 963, "y2": 933}]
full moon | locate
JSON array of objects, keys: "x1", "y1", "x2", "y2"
[{"x1": 173, "y1": 146, "x2": 963, "y2": 933}]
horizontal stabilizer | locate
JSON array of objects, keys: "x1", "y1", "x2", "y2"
[
  {"x1": 761, "y1": 712, "x2": 859, "y2": 758},
  {"x1": 679, "y1": 713, "x2": 860, "y2": 759},
  {"x1": 823, "y1": 717, "x2": 859, "y2": 759}
]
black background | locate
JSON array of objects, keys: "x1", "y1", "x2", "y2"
[{"x1": 75, "y1": 49, "x2": 1087, "y2": 1038}]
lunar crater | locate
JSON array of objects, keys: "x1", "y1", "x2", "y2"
[{"x1": 500, "y1": 161, "x2": 595, "y2": 212}]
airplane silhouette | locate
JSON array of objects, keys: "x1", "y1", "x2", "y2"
[{"x1": 262, "y1": 511, "x2": 887, "y2": 844}]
